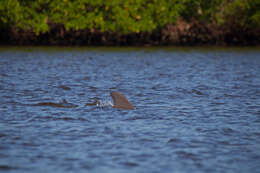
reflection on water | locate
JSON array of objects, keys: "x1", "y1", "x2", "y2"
[{"x1": 0, "y1": 47, "x2": 260, "y2": 173}]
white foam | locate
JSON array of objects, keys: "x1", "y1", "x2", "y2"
[{"x1": 96, "y1": 100, "x2": 113, "y2": 107}]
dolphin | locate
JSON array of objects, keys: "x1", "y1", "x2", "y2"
[
  {"x1": 32, "y1": 99, "x2": 78, "y2": 108},
  {"x1": 31, "y1": 92, "x2": 134, "y2": 110},
  {"x1": 110, "y1": 92, "x2": 135, "y2": 110}
]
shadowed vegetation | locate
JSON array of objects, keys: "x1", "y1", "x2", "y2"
[{"x1": 0, "y1": 0, "x2": 259, "y2": 45}]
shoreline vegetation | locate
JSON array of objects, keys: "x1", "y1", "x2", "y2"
[{"x1": 0, "y1": 0, "x2": 259, "y2": 46}]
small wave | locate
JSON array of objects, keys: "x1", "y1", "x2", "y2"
[
  {"x1": 167, "y1": 138, "x2": 182, "y2": 144},
  {"x1": 0, "y1": 165, "x2": 18, "y2": 171},
  {"x1": 175, "y1": 151, "x2": 199, "y2": 161},
  {"x1": 86, "y1": 100, "x2": 113, "y2": 108},
  {"x1": 192, "y1": 89, "x2": 203, "y2": 96},
  {"x1": 124, "y1": 116, "x2": 148, "y2": 121},
  {"x1": 53, "y1": 117, "x2": 75, "y2": 121},
  {"x1": 52, "y1": 116, "x2": 90, "y2": 122},
  {"x1": 121, "y1": 161, "x2": 139, "y2": 167},
  {"x1": 0, "y1": 133, "x2": 8, "y2": 138},
  {"x1": 34, "y1": 115, "x2": 89, "y2": 122},
  {"x1": 58, "y1": 85, "x2": 71, "y2": 90}
]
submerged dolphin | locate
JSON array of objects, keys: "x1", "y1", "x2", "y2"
[
  {"x1": 32, "y1": 99, "x2": 78, "y2": 108},
  {"x1": 110, "y1": 92, "x2": 135, "y2": 110}
]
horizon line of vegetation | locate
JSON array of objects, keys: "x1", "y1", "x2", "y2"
[{"x1": 0, "y1": 0, "x2": 259, "y2": 35}]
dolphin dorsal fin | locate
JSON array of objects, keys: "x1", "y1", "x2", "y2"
[{"x1": 110, "y1": 92, "x2": 135, "y2": 110}]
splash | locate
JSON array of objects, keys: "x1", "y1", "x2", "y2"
[{"x1": 96, "y1": 100, "x2": 114, "y2": 107}]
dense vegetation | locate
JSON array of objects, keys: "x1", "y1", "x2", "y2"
[{"x1": 0, "y1": 0, "x2": 259, "y2": 45}]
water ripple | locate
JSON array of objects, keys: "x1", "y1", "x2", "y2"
[{"x1": 0, "y1": 47, "x2": 260, "y2": 173}]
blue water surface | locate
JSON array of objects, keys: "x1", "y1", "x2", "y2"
[{"x1": 0, "y1": 47, "x2": 260, "y2": 173}]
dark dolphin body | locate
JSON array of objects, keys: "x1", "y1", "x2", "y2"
[
  {"x1": 32, "y1": 99, "x2": 78, "y2": 108},
  {"x1": 30, "y1": 92, "x2": 134, "y2": 110}
]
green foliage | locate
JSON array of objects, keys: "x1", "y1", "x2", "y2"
[
  {"x1": 180, "y1": 0, "x2": 220, "y2": 21},
  {"x1": 0, "y1": 0, "x2": 259, "y2": 34},
  {"x1": 216, "y1": 0, "x2": 260, "y2": 28},
  {"x1": 0, "y1": 0, "x2": 20, "y2": 27}
]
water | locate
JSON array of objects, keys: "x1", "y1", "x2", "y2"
[{"x1": 0, "y1": 47, "x2": 260, "y2": 173}]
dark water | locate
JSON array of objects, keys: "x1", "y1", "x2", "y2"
[{"x1": 1, "y1": 47, "x2": 260, "y2": 173}]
